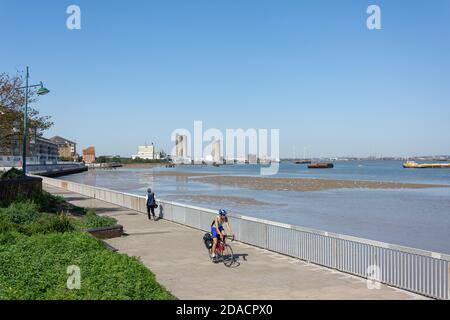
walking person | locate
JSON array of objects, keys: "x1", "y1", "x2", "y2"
[{"x1": 145, "y1": 188, "x2": 157, "y2": 220}]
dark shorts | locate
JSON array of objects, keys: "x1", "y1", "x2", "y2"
[{"x1": 211, "y1": 225, "x2": 224, "y2": 239}]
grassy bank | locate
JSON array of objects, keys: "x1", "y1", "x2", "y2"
[{"x1": 0, "y1": 191, "x2": 175, "y2": 300}]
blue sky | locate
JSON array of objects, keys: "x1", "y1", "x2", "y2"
[{"x1": 1, "y1": 0, "x2": 449, "y2": 158}]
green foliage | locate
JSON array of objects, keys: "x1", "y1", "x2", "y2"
[
  {"x1": 0, "y1": 194, "x2": 175, "y2": 300},
  {"x1": 0, "y1": 231, "x2": 20, "y2": 246},
  {"x1": 31, "y1": 191, "x2": 65, "y2": 213},
  {"x1": 0, "y1": 213, "x2": 15, "y2": 233},
  {"x1": 95, "y1": 155, "x2": 169, "y2": 164},
  {"x1": 1, "y1": 201, "x2": 40, "y2": 224},
  {"x1": 82, "y1": 211, "x2": 117, "y2": 229},
  {"x1": 0, "y1": 189, "x2": 64, "y2": 212},
  {"x1": 58, "y1": 156, "x2": 73, "y2": 162},
  {"x1": 0, "y1": 233, "x2": 175, "y2": 300},
  {"x1": 0, "y1": 200, "x2": 116, "y2": 235},
  {"x1": 0, "y1": 72, "x2": 54, "y2": 152},
  {"x1": 0, "y1": 168, "x2": 23, "y2": 180},
  {"x1": 20, "y1": 214, "x2": 76, "y2": 235},
  {"x1": 45, "y1": 214, "x2": 76, "y2": 233},
  {"x1": 0, "y1": 204, "x2": 75, "y2": 236},
  {"x1": 32, "y1": 190, "x2": 85, "y2": 215}
]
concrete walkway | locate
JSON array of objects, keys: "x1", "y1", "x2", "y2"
[{"x1": 44, "y1": 184, "x2": 426, "y2": 300}]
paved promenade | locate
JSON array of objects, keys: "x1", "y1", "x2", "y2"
[{"x1": 44, "y1": 184, "x2": 426, "y2": 300}]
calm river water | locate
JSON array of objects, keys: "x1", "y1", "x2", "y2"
[{"x1": 60, "y1": 161, "x2": 450, "y2": 254}]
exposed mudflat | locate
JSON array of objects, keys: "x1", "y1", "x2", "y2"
[{"x1": 195, "y1": 175, "x2": 446, "y2": 192}]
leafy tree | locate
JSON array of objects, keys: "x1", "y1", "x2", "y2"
[
  {"x1": 58, "y1": 156, "x2": 73, "y2": 162},
  {"x1": 0, "y1": 72, "x2": 53, "y2": 154},
  {"x1": 94, "y1": 155, "x2": 168, "y2": 164}
]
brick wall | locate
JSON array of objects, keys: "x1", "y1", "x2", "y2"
[{"x1": 87, "y1": 225, "x2": 123, "y2": 239}]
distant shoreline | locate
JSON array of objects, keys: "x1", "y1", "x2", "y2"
[{"x1": 122, "y1": 163, "x2": 167, "y2": 169}]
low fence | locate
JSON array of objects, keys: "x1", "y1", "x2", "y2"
[{"x1": 40, "y1": 176, "x2": 450, "y2": 300}]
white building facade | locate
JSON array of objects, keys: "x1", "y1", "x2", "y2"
[{"x1": 132, "y1": 144, "x2": 157, "y2": 160}]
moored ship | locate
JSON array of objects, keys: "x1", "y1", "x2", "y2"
[
  {"x1": 294, "y1": 159, "x2": 312, "y2": 164},
  {"x1": 308, "y1": 162, "x2": 334, "y2": 169},
  {"x1": 403, "y1": 161, "x2": 450, "y2": 169}
]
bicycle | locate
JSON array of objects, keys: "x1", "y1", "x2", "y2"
[{"x1": 204, "y1": 233, "x2": 236, "y2": 267}]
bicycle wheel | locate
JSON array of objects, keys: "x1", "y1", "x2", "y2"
[{"x1": 222, "y1": 244, "x2": 235, "y2": 267}]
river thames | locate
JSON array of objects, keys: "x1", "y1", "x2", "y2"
[{"x1": 60, "y1": 160, "x2": 450, "y2": 254}]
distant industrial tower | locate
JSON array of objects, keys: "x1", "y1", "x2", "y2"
[
  {"x1": 211, "y1": 140, "x2": 221, "y2": 163},
  {"x1": 176, "y1": 134, "x2": 188, "y2": 159}
]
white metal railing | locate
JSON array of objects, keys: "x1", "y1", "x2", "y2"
[{"x1": 39, "y1": 176, "x2": 450, "y2": 300}]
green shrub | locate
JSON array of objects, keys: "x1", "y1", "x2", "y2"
[
  {"x1": 0, "y1": 202, "x2": 76, "y2": 236},
  {"x1": 32, "y1": 191, "x2": 86, "y2": 216},
  {"x1": 0, "y1": 231, "x2": 21, "y2": 246},
  {"x1": 0, "y1": 190, "x2": 65, "y2": 212},
  {"x1": 0, "y1": 168, "x2": 23, "y2": 180},
  {"x1": 83, "y1": 211, "x2": 117, "y2": 229},
  {"x1": 0, "y1": 198, "x2": 114, "y2": 236},
  {"x1": 19, "y1": 214, "x2": 76, "y2": 235},
  {"x1": 32, "y1": 191, "x2": 65, "y2": 213},
  {"x1": 2, "y1": 201, "x2": 41, "y2": 224},
  {"x1": 0, "y1": 233, "x2": 175, "y2": 300},
  {"x1": 45, "y1": 214, "x2": 76, "y2": 233},
  {"x1": 0, "y1": 213, "x2": 15, "y2": 233},
  {"x1": 0, "y1": 197, "x2": 175, "y2": 300}
]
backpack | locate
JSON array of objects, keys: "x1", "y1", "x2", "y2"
[
  {"x1": 203, "y1": 233, "x2": 213, "y2": 249},
  {"x1": 146, "y1": 193, "x2": 155, "y2": 206}
]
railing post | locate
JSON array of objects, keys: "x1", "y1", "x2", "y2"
[
  {"x1": 332, "y1": 238, "x2": 337, "y2": 269},
  {"x1": 448, "y1": 264, "x2": 450, "y2": 300}
]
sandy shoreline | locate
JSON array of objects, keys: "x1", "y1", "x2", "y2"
[{"x1": 195, "y1": 175, "x2": 447, "y2": 192}]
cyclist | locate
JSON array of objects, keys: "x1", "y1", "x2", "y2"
[{"x1": 211, "y1": 209, "x2": 234, "y2": 262}]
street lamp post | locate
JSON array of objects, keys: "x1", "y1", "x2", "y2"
[{"x1": 19, "y1": 66, "x2": 50, "y2": 176}]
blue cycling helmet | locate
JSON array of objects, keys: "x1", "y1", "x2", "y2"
[{"x1": 219, "y1": 209, "x2": 227, "y2": 216}]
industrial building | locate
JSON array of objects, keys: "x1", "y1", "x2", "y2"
[
  {"x1": 175, "y1": 134, "x2": 190, "y2": 163},
  {"x1": 132, "y1": 144, "x2": 158, "y2": 160}
]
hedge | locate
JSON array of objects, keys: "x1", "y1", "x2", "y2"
[
  {"x1": 0, "y1": 232, "x2": 175, "y2": 300},
  {"x1": 0, "y1": 192, "x2": 175, "y2": 300}
]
